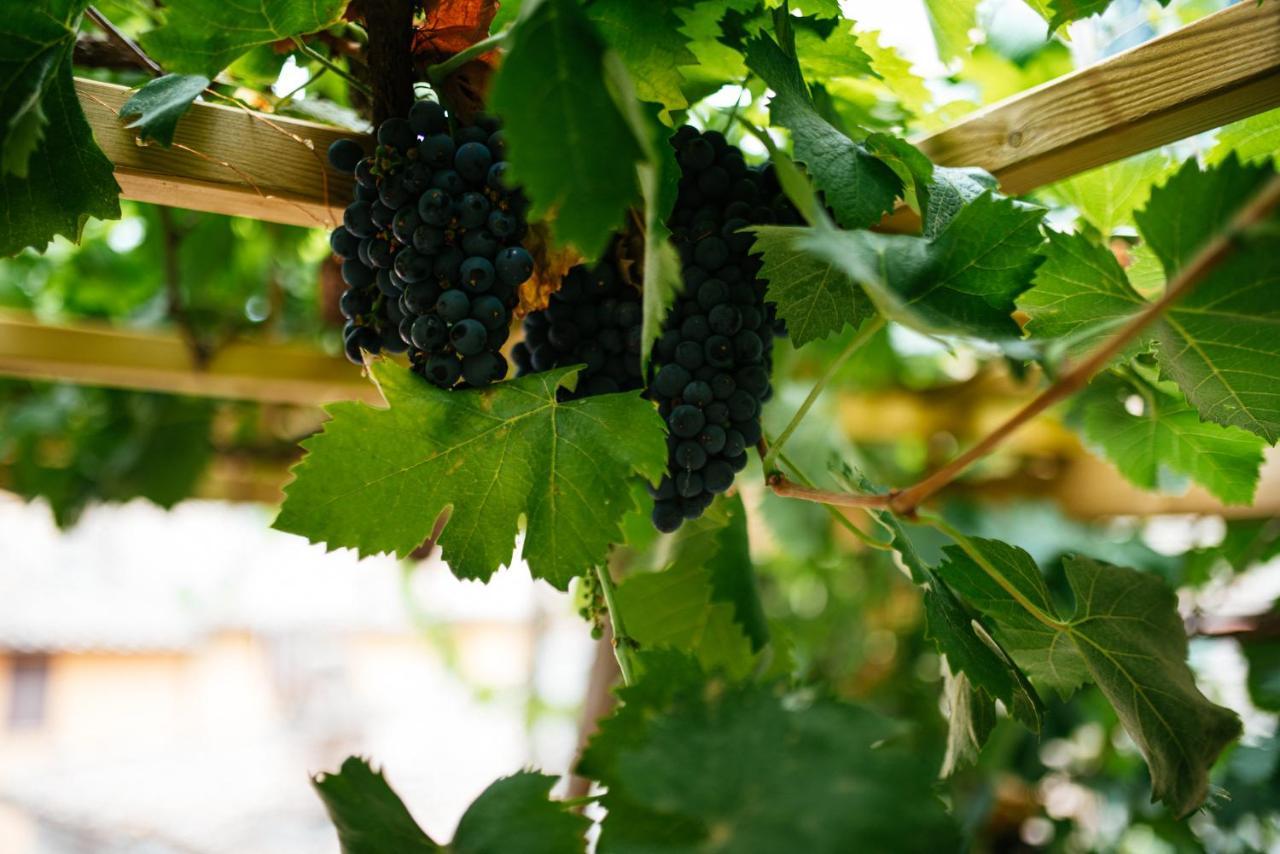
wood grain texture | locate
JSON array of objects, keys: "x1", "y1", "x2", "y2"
[
  {"x1": 915, "y1": 0, "x2": 1280, "y2": 193},
  {"x1": 76, "y1": 78, "x2": 369, "y2": 229},
  {"x1": 0, "y1": 311, "x2": 380, "y2": 405}
]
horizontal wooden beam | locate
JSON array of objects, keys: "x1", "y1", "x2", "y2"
[
  {"x1": 75, "y1": 78, "x2": 366, "y2": 229},
  {"x1": 74, "y1": 1, "x2": 1280, "y2": 232},
  {"x1": 0, "y1": 311, "x2": 378, "y2": 406},
  {"x1": 914, "y1": 0, "x2": 1280, "y2": 194}
]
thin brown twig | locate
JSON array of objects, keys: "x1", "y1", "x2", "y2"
[
  {"x1": 767, "y1": 172, "x2": 1280, "y2": 518},
  {"x1": 85, "y1": 7, "x2": 163, "y2": 76},
  {"x1": 156, "y1": 208, "x2": 213, "y2": 367}
]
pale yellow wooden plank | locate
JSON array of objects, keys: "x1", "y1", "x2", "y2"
[
  {"x1": 0, "y1": 310, "x2": 379, "y2": 405},
  {"x1": 76, "y1": 78, "x2": 368, "y2": 229}
]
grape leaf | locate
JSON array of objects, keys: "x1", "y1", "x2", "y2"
[
  {"x1": 1045, "y1": 0, "x2": 1170, "y2": 32},
  {"x1": 582, "y1": 654, "x2": 959, "y2": 853},
  {"x1": 0, "y1": 0, "x2": 88, "y2": 177},
  {"x1": 742, "y1": 33, "x2": 902, "y2": 229},
  {"x1": 1183, "y1": 520, "x2": 1280, "y2": 585},
  {"x1": 940, "y1": 667, "x2": 996, "y2": 776},
  {"x1": 1047, "y1": 151, "x2": 1172, "y2": 237},
  {"x1": 274, "y1": 362, "x2": 667, "y2": 589},
  {"x1": 1073, "y1": 371, "x2": 1265, "y2": 505},
  {"x1": 792, "y1": 16, "x2": 876, "y2": 81},
  {"x1": 118, "y1": 74, "x2": 210, "y2": 148},
  {"x1": 750, "y1": 225, "x2": 875, "y2": 346},
  {"x1": 1210, "y1": 107, "x2": 1280, "y2": 167},
  {"x1": 313, "y1": 757, "x2": 440, "y2": 853},
  {"x1": 939, "y1": 538, "x2": 1242, "y2": 816},
  {"x1": 697, "y1": 492, "x2": 769, "y2": 651},
  {"x1": 140, "y1": 0, "x2": 348, "y2": 78},
  {"x1": 1019, "y1": 229, "x2": 1144, "y2": 357},
  {"x1": 923, "y1": 0, "x2": 978, "y2": 60},
  {"x1": 0, "y1": 59, "x2": 120, "y2": 255},
  {"x1": 1138, "y1": 156, "x2": 1280, "y2": 443},
  {"x1": 489, "y1": 0, "x2": 644, "y2": 261},
  {"x1": 789, "y1": 191, "x2": 1045, "y2": 339},
  {"x1": 314, "y1": 757, "x2": 587, "y2": 854},
  {"x1": 1244, "y1": 639, "x2": 1280, "y2": 712},
  {"x1": 588, "y1": 0, "x2": 696, "y2": 123}
]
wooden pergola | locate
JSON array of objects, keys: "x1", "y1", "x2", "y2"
[{"x1": 3, "y1": 1, "x2": 1279, "y2": 512}]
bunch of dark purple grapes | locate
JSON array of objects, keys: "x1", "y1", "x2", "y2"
[
  {"x1": 646, "y1": 126, "x2": 798, "y2": 533},
  {"x1": 511, "y1": 250, "x2": 644, "y2": 400},
  {"x1": 326, "y1": 99, "x2": 534, "y2": 388}
]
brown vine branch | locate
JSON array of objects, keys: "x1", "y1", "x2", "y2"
[
  {"x1": 768, "y1": 172, "x2": 1280, "y2": 518},
  {"x1": 84, "y1": 7, "x2": 163, "y2": 76},
  {"x1": 156, "y1": 208, "x2": 214, "y2": 368},
  {"x1": 361, "y1": 0, "x2": 417, "y2": 124}
]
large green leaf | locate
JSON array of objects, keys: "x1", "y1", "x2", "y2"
[
  {"x1": 489, "y1": 0, "x2": 644, "y2": 260},
  {"x1": 274, "y1": 363, "x2": 667, "y2": 589},
  {"x1": 750, "y1": 226, "x2": 875, "y2": 346},
  {"x1": 587, "y1": 0, "x2": 696, "y2": 123},
  {"x1": 742, "y1": 33, "x2": 902, "y2": 230},
  {"x1": 923, "y1": 0, "x2": 978, "y2": 60},
  {"x1": 313, "y1": 757, "x2": 587, "y2": 854},
  {"x1": 1138, "y1": 157, "x2": 1280, "y2": 443},
  {"x1": 939, "y1": 538, "x2": 1242, "y2": 816},
  {"x1": 1210, "y1": 107, "x2": 1280, "y2": 167},
  {"x1": 140, "y1": 0, "x2": 348, "y2": 78},
  {"x1": 1043, "y1": 0, "x2": 1170, "y2": 32},
  {"x1": 1073, "y1": 371, "x2": 1265, "y2": 505},
  {"x1": 0, "y1": 6, "x2": 120, "y2": 254},
  {"x1": 581, "y1": 654, "x2": 959, "y2": 853},
  {"x1": 119, "y1": 74, "x2": 211, "y2": 147},
  {"x1": 790, "y1": 191, "x2": 1045, "y2": 339},
  {"x1": 1047, "y1": 151, "x2": 1173, "y2": 237}
]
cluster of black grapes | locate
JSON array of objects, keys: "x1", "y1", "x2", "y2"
[
  {"x1": 326, "y1": 99, "x2": 533, "y2": 388},
  {"x1": 511, "y1": 250, "x2": 644, "y2": 400},
  {"x1": 646, "y1": 126, "x2": 798, "y2": 533}
]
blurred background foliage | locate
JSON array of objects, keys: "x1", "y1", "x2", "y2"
[{"x1": 1, "y1": 0, "x2": 1277, "y2": 850}]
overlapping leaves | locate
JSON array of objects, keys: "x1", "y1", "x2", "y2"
[{"x1": 274, "y1": 363, "x2": 666, "y2": 589}]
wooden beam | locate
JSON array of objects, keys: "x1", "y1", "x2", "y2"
[
  {"x1": 914, "y1": 0, "x2": 1280, "y2": 194},
  {"x1": 0, "y1": 311, "x2": 379, "y2": 406},
  {"x1": 75, "y1": 78, "x2": 367, "y2": 230}
]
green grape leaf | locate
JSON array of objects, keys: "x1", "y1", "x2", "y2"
[
  {"x1": 792, "y1": 16, "x2": 876, "y2": 81},
  {"x1": 792, "y1": 191, "x2": 1045, "y2": 339},
  {"x1": 923, "y1": 0, "x2": 979, "y2": 60},
  {"x1": 1047, "y1": 151, "x2": 1172, "y2": 237},
  {"x1": 742, "y1": 33, "x2": 902, "y2": 229},
  {"x1": 863, "y1": 133, "x2": 934, "y2": 218},
  {"x1": 1073, "y1": 371, "x2": 1265, "y2": 505},
  {"x1": 118, "y1": 74, "x2": 210, "y2": 147},
  {"x1": 1, "y1": 0, "x2": 87, "y2": 177},
  {"x1": 451, "y1": 772, "x2": 591, "y2": 854},
  {"x1": 939, "y1": 539, "x2": 1242, "y2": 816},
  {"x1": 0, "y1": 60, "x2": 121, "y2": 255},
  {"x1": 940, "y1": 667, "x2": 997, "y2": 776},
  {"x1": 1210, "y1": 107, "x2": 1280, "y2": 167},
  {"x1": 314, "y1": 758, "x2": 587, "y2": 854},
  {"x1": 698, "y1": 492, "x2": 769, "y2": 651},
  {"x1": 588, "y1": 0, "x2": 696, "y2": 123},
  {"x1": 1019, "y1": 229, "x2": 1145, "y2": 357},
  {"x1": 140, "y1": 0, "x2": 348, "y2": 77},
  {"x1": 1183, "y1": 520, "x2": 1280, "y2": 585},
  {"x1": 750, "y1": 225, "x2": 875, "y2": 346},
  {"x1": 490, "y1": 0, "x2": 644, "y2": 261},
  {"x1": 1138, "y1": 156, "x2": 1280, "y2": 443},
  {"x1": 1046, "y1": 0, "x2": 1170, "y2": 32},
  {"x1": 583, "y1": 655, "x2": 959, "y2": 853},
  {"x1": 313, "y1": 757, "x2": 440, "y2": 853},
  {"x1": 274, "y1": 362, "x2": 667, "y2": 589},
  {"x1": 1243, "y1": 639, "x2": 1280, "y2": 712}
]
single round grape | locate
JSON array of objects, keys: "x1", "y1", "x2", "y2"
[
  {"x1": 680, "y1": 315, "x2": 710, "y2": 342},
  {"x1": 328, "y1": 138, "x2": 364, "y2": 173},
  {"x1": 462, "y1": 351, "x2": 505, "y2": 387},
  {"x1": 450, "y1": 318, "x2": 487, "y2": 356},
  {"x1": 488, "y1": 210, "x2": 517, "y2": 238},
  {"x1": 710, "y1": 373, "x2": 735, "y2": 400},
  {"x1": 417, "y1": 188, "x2": 451, "y2": 226},
  {"x1": 669, "y1": 405, "x2": 706, "y2": 438},
  {"x1": 354, "y1": 158, "x2": 376, "y2": 189},
  {"x1": 487, "y1": 162, "x2": 510, "y2": 191},
  {"x1": 723, "y1": 429, "x2": 745, "y2": 459},
  {"x1": 704, "y1": 335, "x2": 734, "y2": 369},
  {"x1": 341, "y1": 259, "x2": 376, "y2": 289},
  {"x1": 675, "y1": 340, "x2": 704, "y2": 371},
  {"x1": 409, "y1": 99, "x2": 448, "y2": 136},
  {"x1": 403, "y1": 162, "x2": 432, "y2": 195},
  {"x1": 675, "y1": 470, "x2": 704, "y2": 498},
  {"x1": 392, "y1": 207, "x2": 422, "y2": 244},
  {"x1": 727, "y1": 389, "x2": 759, "y2": 421},
  {"x1": 425, "y1": 354, "x2": 462, "y2": 387},
  {"x1": 344, "y1": 325, "x2": 380, "y2": 364},
  {"x1": 367, "y1": 239, "x2": 393, "y2": 269},
  {"x1": 330, "y1": 226, "x2": 360, "y2": 259},
  {"x1": 697, "y1": 424, "x2": 726, "y2": 454},
  {"x1": 736, "y1": 365, "x2": 770, "y2": 396},
  {"x1": 491, "y1": 248, "x2": 530, "y2": 289},
  {"x1": 456, "y1": 125, "x2": 488, "y2": 145},
  {"x1": 377, "y1": 268, "x2": 403, "y2": 298},
  {"x1": 379, "y1": 180, "x2": 410, "y2": 210},
  {"x1": 487, "y1": 130, "x2": 507, "y2": 159},
  {"x1": 377, "y1": 117, "x2": 415, "y2": 152},
  {"x1": 457, "y1": 192, "x2": 490, "y2": 228},
  {"x1": 487, "y1": 323, "x2": 511, "y2": 350},
  {"x1": 709, "y1": 304, "x2": 742, "y2": 336},
  {"x1": 460, "y1": 256, "x2": 495, "y2": 292},
  {"x1": 735, "y1": 418, "x2": 763, "y2": 446},
  {"x1": 394, "y1": 248, "x2": 432, "y2": 282},
  {"x1": 703, "y1": 460, "x2": 735, "y2": 494},
  {"x1": 410, "y1": 314, "x2": 448, "y2": 351},
  {"x1": 682, "y1": 380, "x2": 713, "y2": 407},
  {"x1": 403, "y1": 281, "x2": 441, "y2": 315},
  {"x1": 652, "y1": 364, "x2": 691, "y2": 398},
  {"x1": 436, "y1": 289, "x2": 471, "y2": 323},
  {"x1": 679, "y1": 138, "x2": 715, "y2": 170},
  {"x1": 343, "y1": 202, "x2": 375, "y2": 238},
  {"x1": 399, "y1": 316, "x2": 416, "y2": 347},
  {"x1": 652, "y1": 500, "x2": 684, "y2": 533},
  {"x1": 471, "y1": 295, "x2": 507, "y2": 330},
  {"x1": 434, "y1": 248, "x2": 465, "y2": 285},
  {"x1": 413, "y1": 225, "x2": 445, "y2": 254},
  {"x1": 418, "y1": 134, "x2": 455, "y2": 168},
  {"x1": 694, "y1": 237, "x2": 729, "y2": 270},
  {"x1": 461, "y1": 228, "x2": 500, "y2": 259},
  {"x1": 674, "y1": 441, "x2": 707, "y2": 470},
  {"x1": 370, "y1": 200, "x2": 395, "y2": 229},
  {"x1": 656, "y1": 330, "x2": 680, "y2": 360},
  {"x1": 431, "y1": 170, "x2": 464, "y2": 195},
  {"x1": 705, "y1": 401, "x2": 729, "y2": 425},
  {"x1": 727, "y1": 452, "x2": 750, "y2": 473},
  {"x1": 454, "y1": 142, "x2": 493, "y2": 184},
  {"x1": 339, "y1": 288, "x2": 371, "y2": 320}
]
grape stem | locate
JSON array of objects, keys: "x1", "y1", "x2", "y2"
[
  {"x1": 290, "y1": 36, "x2": 374, "y2": 99},
  {"x1": 766, "y1": 172, "x2": 1280, "y2": 518},
  {"x1": 762, "y1": 315, "x2": 884, "y2": 473},
  {"x1": 426, "y1": 29, "x2": 511, "y2": 89},
  {"x1": 594, "y1": 561, "x2": 639, "y2": 687}
]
